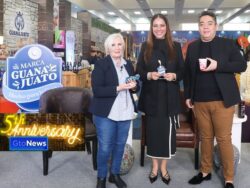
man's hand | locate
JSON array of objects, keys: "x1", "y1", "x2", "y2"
[
  {"x1": 201, "y1": 58, "x2": 217, "y2": 72},
  {"x1": 186, "y1": 99, "x2": 194, "y2": 108}
]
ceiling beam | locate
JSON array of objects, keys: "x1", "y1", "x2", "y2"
[
  {"x1": 98, "y1": 0, "x2": 136, "y2": 29},
  {"x1": 175, "y1": 0, "x2": 185, "y2": 20},
  {"x1": 136, "y1": 0, "x2": 153, "y2": 19},
  {"x1": 208, "y1": 0, "x2": 224, "y2": 11},
  {"x1": 219, "y1": 3, "x2": 250, "y2": 25}
]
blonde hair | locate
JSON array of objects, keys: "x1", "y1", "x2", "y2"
[{"x1": 104, "y1": 33, "x2": 125, "y2": 57}]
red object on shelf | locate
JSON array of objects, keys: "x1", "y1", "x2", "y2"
[{"x1": 0, "y1": 96, "x2": 19, "y2": 113}]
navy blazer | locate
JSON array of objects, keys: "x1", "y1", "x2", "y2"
[
  {"x1": 184, "y1": 36, "x2": 247, "y2": 108},
  {"x1": 89, "y1": 55, "x2": 138, "y2": 117}
]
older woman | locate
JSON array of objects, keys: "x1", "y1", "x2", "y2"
[{"x1": 89, "y1": 33, "x2": 138, "y2": 188}]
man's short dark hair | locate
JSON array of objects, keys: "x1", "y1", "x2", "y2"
[{"x1": 199, "y1": 11, "x2": 217, "y2": 23}]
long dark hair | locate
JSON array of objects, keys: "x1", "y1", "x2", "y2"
[{"x1": 144, "y1": 14, "x2": 175, "y2": 63}]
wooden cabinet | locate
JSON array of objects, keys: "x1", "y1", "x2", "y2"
[{"x1": 62, "y1": 69, "x2": 91, "y2": 88}]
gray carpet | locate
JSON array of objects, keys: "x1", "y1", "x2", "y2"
[{"x1": 0, "y1": 141, "x2": 249, "y2": 188}]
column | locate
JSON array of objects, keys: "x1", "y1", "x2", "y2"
[
  {"x1": 37, "y1": 0, "x2": 54, "y2": 49},
  {"x1": 77, "y1": 12, "x2": 92, "y2": 59}
]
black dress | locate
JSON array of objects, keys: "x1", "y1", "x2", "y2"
[
  {"x1": 146, "y1": 80, "x2": 177, "y2": 158},
  {"x1": 138, "y1": 39, "x2": 180, "y2": 158}
]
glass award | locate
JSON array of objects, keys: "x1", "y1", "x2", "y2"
[{"x1": 157, "y1": 60, "x2": 166, "y2": 78}]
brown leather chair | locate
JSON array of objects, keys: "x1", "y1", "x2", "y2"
[
  {"x1": 140, "y1": 91, "x2": 199, "y2": 169},
  {"x1": 39, "y1": 87, "x2": 97, "y2": 175}
]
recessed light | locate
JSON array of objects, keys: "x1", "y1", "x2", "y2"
[
  {"x1": 215, "y1": 10, "x2": 223, "y2": 14},
  {"x1": 244, "y1": 9, "x2": 250, "y2": 13},
  {"x1": 134, "y1": 11, "x2": 141, "y2": 15},
  {"x1": 108, "y1": 12, "x2": 116, "y2": 15},
  {"x1": 188, "y1": 10, "x2": 195, "y2": 14},
  {"x1": 161, "y1": 10, "x2": 168, "y2": 15}
]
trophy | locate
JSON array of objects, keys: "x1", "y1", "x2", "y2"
[
  {"x1": 126, "y1": 74, "x2": 140, "y2": 83},
  {"x1": 157, "y1": 60, "x2": 166, "y2": 78}
]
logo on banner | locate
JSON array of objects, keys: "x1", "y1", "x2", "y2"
[
  {"x1": 15, "y1": 11, "x2": 24, "y2": 31},
  {"x1": 9, "y1": 11, "x2": 29, "y2": 37},
  {"x1": 2, "y1": 44, "x2": 63, "y2": 112}
]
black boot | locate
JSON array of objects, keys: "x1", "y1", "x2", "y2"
[
  {"x1": 108, "y1": 174, "x2": 127, "y2": 188},
  {"x1": 96, "y1": 177, "x2": 106, "y2": 188}
]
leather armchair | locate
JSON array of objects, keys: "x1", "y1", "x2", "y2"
[{"x1": 39, "y1": 87, "x2": 97, "y2": 175}]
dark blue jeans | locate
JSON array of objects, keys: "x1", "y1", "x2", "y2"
[{"x1": 93, "y1": 115, "x2": 131, "y2": 178}]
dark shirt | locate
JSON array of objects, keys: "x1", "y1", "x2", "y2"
[{"x1": 194, "y1": 40, "x2": 223, "y2": 102}]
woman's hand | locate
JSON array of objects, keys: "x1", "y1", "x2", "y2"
[
  {"x1": 117, "y1": 81, "x2": 137, "y2": 92},
  {"x1": 164, "y1": 73, "x2": 176, "y2": 81},
  {"x1": 149, "y1": 72, "x2": 161, "y2": 80}
]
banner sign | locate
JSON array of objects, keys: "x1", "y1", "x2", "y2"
[
  {"x1": 9, "y1": 136, "x2": 48, "y2": 151},
  {"x1": 2, "y1": 44, "x2": 62, "y2": 112},
  {"x1": 65, "y1": 30, "x2": 75, "y2": 64},
  {"x1": 0, "y1": 113, "x2": 85, "y2": 151}
]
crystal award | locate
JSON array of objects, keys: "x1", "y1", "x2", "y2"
[{"x1": 157, "y1": 60, "x2": 166, "y2": 78}]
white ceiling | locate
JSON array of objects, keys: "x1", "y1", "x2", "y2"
[{"x1": 69, "y1": 0, "x2": 250, "y2": 31}]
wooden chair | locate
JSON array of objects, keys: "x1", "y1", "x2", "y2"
[
  {"x1": 140, "y1": 91, "x2": 199, "y2": 169},
  {"x1": 39, "y1": 87, "x2": 97, "y2": 175}
]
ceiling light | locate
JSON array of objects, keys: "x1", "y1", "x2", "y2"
[
  {"x1": 134, "y1": 11, "x2": 141, "y2": 15},
  {"x1": 244, "y1": 9, "x2": 250, "y2": 13},
  {"x1": 0, "y1": 36, "x2": 3, "y2": 45},
  {"x1": 161, "y1": 10, "x2": 168, "y2": 15},
  {"x1": 188, "y1": 10, "x2": 195, "y2": 14},
  {"x1": 108, "y1": 12, "x2": 115, "y2": 15},
  {"x1": 204, "y1": 8, "x2": 208, "y2": 11},
  {"x1": 215, "y1": 10, "x2": 223, "y2": 14}
]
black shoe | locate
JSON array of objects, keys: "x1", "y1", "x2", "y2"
[
  {"x1": 188, "y1": 172, "x2": 211, "y2": 184},
  {"x1": 109, "y1": 174, "x2": 127, "y2": 188},
  {"x1": 148, "y1": 171, "x2": 158, "y2": 183},
  {"x1": 161, "y1": 171, "x2": 171, "y2": 185},
  {"x1": 96, "y1": 178, "x2": 106, "y2": 188},
  {"x1": 225, "y1": 182, "x2": 234, "y2": 188}
]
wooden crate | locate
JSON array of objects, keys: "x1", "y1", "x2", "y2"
[
  {"x1": 62, "y1": 71, "x2": 79, "y2": 87},
  {"x1": 78, "y1": 69, "x2": 92, "y2": 88},
  {"x1": 62, "y1": 70, "x2": 91, "y2": 88}
]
